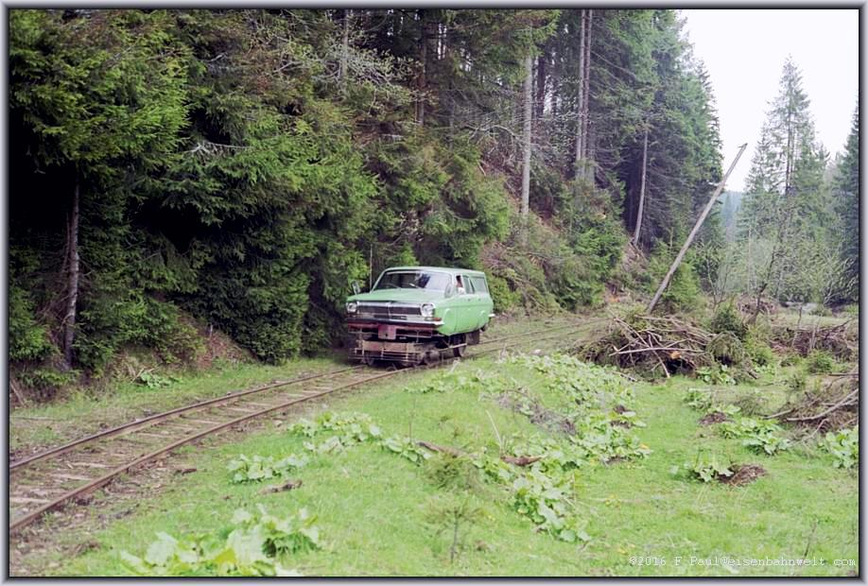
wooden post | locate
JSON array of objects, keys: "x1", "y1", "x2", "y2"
[{"x1": 647, "y1": 143, "x2": 748, "y2": 313}]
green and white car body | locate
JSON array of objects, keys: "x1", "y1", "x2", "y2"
[{"x1": 345, "y1": 266, "x2": 495, "y2": 364}]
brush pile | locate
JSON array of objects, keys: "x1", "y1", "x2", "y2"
[
  {"x1": 579, "y1": 314, "x2": 752, "y2": 379},
  {"x1": 772, "y1": 372, "x2": 859, "y2": 434},
  {"x1": 770, "y1": 320, "x2": 856, "y2": 360}
]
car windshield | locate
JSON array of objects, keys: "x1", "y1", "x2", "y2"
[{"x1": 373, "y1": 270, "x2": 452, "y2": 291}]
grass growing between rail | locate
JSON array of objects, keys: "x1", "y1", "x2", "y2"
[
  {"x1": 42, "y1": 351, "x2": 857, "y2": 577},
  {"x1": 9, "y1": 358, "x2": 344, "y2": 453},
  {"x1": 9, "y1": 315, "x2": 580, "y2": 454}
]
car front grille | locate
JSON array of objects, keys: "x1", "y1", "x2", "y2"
[{"x1": 357, "y1": 302, "x2": 422, "y2": 321}]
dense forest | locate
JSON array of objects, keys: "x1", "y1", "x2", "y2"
[{"x1": 8, "y1": 9, "x2": 858, "y2": 393}]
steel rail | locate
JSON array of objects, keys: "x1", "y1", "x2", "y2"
[
  {"x1": 11, "y1": 320, "x2": 587, "y2": 471},
  {"x1": 10, "y1": 370, "x2": 399, "y2": 532},
  {"x1": 9, "y1": 319, "x2": 600, "y2": 532},
  {"x1": 9, "y1": 365, "x2": 364, "y2": 470}
]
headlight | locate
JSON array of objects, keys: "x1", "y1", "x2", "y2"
[
  {"x1": 420, "y1": 303, "x2": 435, "y2": 318},
  {"x1": 346, "y1": 302, "x2": 358, "y2": 314}
]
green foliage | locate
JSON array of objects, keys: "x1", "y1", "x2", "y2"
[
  {"x1": 833, "y1": 107, "x2": 859, "y2": 303},
  {"x1": 471, "y1": 446, "x2": 590, "y2": 544},
  {"x1": 517, "y1": 354, "x2": 629, "y2": 407},
  {"x1": 570, "y1": 413, "x2": 652, "y2": 463},
  {"x1": 507, "y1": 435, "x2": 588, "y2": 473},
  {"x1": 710, "y1": 303, "x2": 748, "y2": 340},
  {"x1": 425, "y1": 453, "x2": 483, "y2": 492},
  {"x1": 821, "y1": 426, "x2": 858, "y2": 469},
  {"x1": 17, "y1": 368, "x2": 78, "y2": 397},
  {"x1": 507, "y1": 354, "x2": 652, "y2": 463},
  {"x1": 120, "y1": 506, "x2": 318, "y2": 576},
  {"x1": 9, "y1": 7, "x2": 731, "y2": 381},
  {"x1": 487, "y1": 275, "x2": 522, "y2": 313},
  {"x1": 706, "y1": 332, "x2": 749, "y2": 370},
  {"x1": 407, "y1": 369, "x2": 507, "y2": 396},
  {"x1": 379, "y1": 435, "x2": 431, "y2": 465},
  {"x1": 227, "y1": 454, "x2": 308, "y2": 484},
  {"x1": 786, "y1": 370, "x2": 807, "y2": 395},
  {"x1": 682, "y1": 388, "x2": 713, "y2": 411},
  {"x1": 737, "y1": 59, "x2": 846, "y2": 305},
  {"x1": 482, "y1": 213, "x2": 588, "y2": 313},
  {"x1": 75, "y1": 296, "x2": 202, "y2": 373},
  {"x1": 675, "y1": 451, "x2": 733, "y2": 483},
  {"x1": 695, "y1": 365, "x2": 736, "y2": 386},
  {"x1": 744, "y1": 337, "x2": 775, "y2": 368},
  {"x1": 288, "y1": 412, "x2": 381, "y2": 444},
  {"x1": 510, "y1": 468, "x2": 589, "y2": 543},
  {"x1": 718, "y1": 418, "x2": 790, "y2": 455},
  {"x1": 805, "y1": 350, "x2": 835, "y2": 374},
  {"x1": 422, "y1": 493, "x2": 486, "y2": 564},
  {"x1": 647, "y1": 246, "x2": 701, "y2": 312},
  {"x1": 232, "y1": 506, "x2": 321, "y2": 556},
  {"x1": 135, "y1": 371, "x2": 179, "y2": 389},
  {"x1": 9, "y1": 286, "x2": 53, "y2": 363}
]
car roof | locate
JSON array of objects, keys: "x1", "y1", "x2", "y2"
[{"x1": 383, "y1": 266, "x2": 487, "y2": 277}]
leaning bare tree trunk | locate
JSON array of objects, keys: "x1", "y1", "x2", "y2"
[
  {"x1": 62, "y1": 179, "x2": 81, "y2": 369},
  {"x1": 647, "y1": 143, "x2": 748, "y2": 313},
  {"x1": 520, "y1": 52, "x2": 533, "y2": 218},
  {"x1": 632, "y1": 127, "x2": 649, "y2": 245}
]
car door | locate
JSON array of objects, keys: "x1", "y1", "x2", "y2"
[
  {"x1": 450, "y1": 274, "x2": 471, "y2": 334},
  {"x1": 472, "y1": 275, "x2": 494, "y2": 329},
  {"x1": 461, "y1": 274, "x2": 485, "y2": 331}
]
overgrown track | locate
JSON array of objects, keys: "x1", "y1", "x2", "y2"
[{"x1": 9, "y1": 319, "x2": 601, "y2": 533}]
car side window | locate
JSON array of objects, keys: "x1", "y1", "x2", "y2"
[
  {"x1": 469, "y1": 276, "x2": 487, "y2": 294},
  {"x1": 463, "y1": 276, "x2": 476, "y2": 294}
]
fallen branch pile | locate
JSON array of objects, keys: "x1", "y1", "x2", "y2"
[
  {"x1": 771, "y1": 320, "x2": 856, "y2": 360},
  {"x1": 580, "y1": 314, "x2": 752, "y2": 379},
  {"x1": 768, "y1": 372, "x2": 859, "y2": 435}
]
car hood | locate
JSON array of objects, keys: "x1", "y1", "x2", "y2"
[{"x1": 347, "y1": 289, "x2": 445, "y2": 304}]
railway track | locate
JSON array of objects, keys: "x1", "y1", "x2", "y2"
[{"x1": 9, "y1": 319, "x2": 601, "y2": 533}]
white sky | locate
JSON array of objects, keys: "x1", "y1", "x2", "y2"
[{"x1": 680, "y1": 9, "x2": 859, "y2": 191}]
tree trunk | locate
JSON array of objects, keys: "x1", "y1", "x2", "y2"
[
  {"x1": 62, "y1": 179, "x2": 81, "y2": 368},
  {"x1": 647, "y1": 143, "x2": 748, "y2": 313},
  {"x1": 574, "y1": 9, "x2": 585, "y2": 177},
  {"x1": 632, "y1": 127, "x2": 649, "y2": 245},
  {"x1": 417, "y1": 11, "x2": 428, "y2": 126},
  {"x1": 581, "y1": 9, "x2": 594, "y2": 180},
  {"x1": 521, "y1": 52, "x2": 533, "y2": 218},
  {"x1": 535, "y1": 52, "x2": 546, "y2": 122},
  {"x1": 339, "y1": 9, "x2": 351, "y2": 93}
]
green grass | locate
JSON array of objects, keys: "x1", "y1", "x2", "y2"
[{"x1": 38, "y1": 350, "x2": 857, "y2": 577}]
